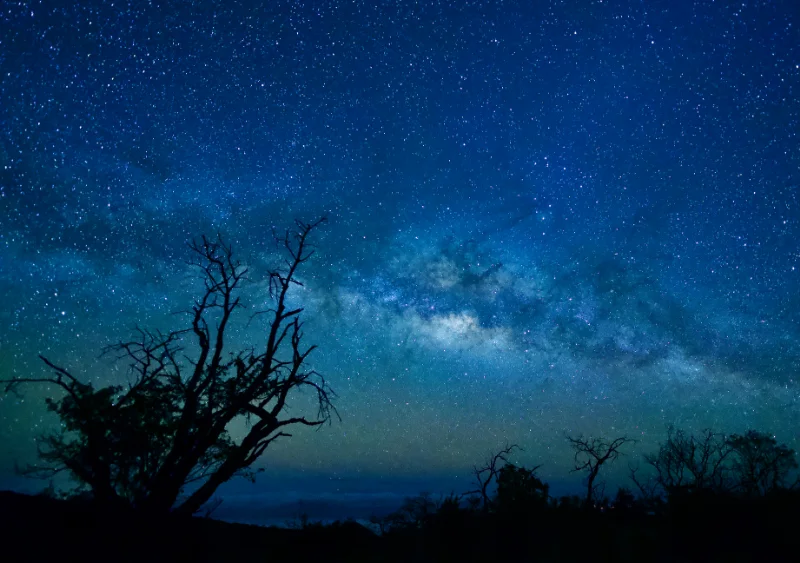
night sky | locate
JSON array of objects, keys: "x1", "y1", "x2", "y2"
[{"x1": 1, "y1": 0, "x2": 798, "y2": 524}]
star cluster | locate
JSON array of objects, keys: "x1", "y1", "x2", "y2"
[{"x1": 1, "y1": 0, "x2": 798, "y2": 514}]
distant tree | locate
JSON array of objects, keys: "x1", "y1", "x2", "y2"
[
  {"x1": 396, "y1": 492, "x2": 439, "y2": 529},
  {"x1": 1, "y1": 219, "x2": 336, "y2": 515},
  {"x1": 494, "y1": 463, "x2": 549, "y2": 514},
  {"x1": 726, "y1": 430, "x2": 799, "y2": 496},
  {"x1": 368, "y1": 513, "x2": 390, "y2": 535},
  {"x1": 628, "y1": 461, "x2": 663, "y2": 507},
  {"x1": 466, "y1": 443, "x2": 521, "y2": 511},
  {"x1": 611, "y1": 487, "x2": 636, "y2": 511},
  {"x1": 376, "y1": 492, "x2": 443, "y2": 533},
  {"x1": 435, "y1": 492, "x2": 465, "y2": 516},
  {"x1": 567, "y1": 435, "x2": 634, "y2": 508},
  {"x1": 554, "y1": 494, "x2": 583, "y2": 511},
  {"x1": 644, "y1": 426, "x2": 731, "y2": 497}
]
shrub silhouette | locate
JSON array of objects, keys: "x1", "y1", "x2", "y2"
[
  {"x1": 494, "y1": 463, "x2": 549, "y2": 514},
  {"x1": 726, "y1": 430, "x2": 799, "y2": 496}
]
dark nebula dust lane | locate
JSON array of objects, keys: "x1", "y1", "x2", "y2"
[{"x1": 1, "y1": 0, "x2": 798, "y2": 514}]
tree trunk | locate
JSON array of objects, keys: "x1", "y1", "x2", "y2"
[
  {"x1": 585, "y1": 471, "x2": 596, "y2": 507},
  {"x1": 173, "y1": 459, "x2": 241, "y2": 516}
]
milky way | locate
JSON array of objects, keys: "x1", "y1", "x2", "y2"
[{"x1": 1, "y1": 1, "x2": 798, "y2": 521}]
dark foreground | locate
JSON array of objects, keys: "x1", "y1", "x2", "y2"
[{"x1": 1, "y1": 490, "x2": 797, "y2": 562}]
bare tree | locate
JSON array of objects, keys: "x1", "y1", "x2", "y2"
[
  {"x1": 567, "y1": 434, "x2": 634, "y2": 508},
  {"x1": 1, "y1": 219, "x2": 336, "y2": 515},
  {"x1": 629, "y1": 461, "x2": 661, "y2": 504},
  {"x1": 644, "y1": 426, "x2": 731, "y2": 497},
  {"x1": 464, "y1": 443, "x2": 521, "y2": 511}
]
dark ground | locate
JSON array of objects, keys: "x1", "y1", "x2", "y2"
[
  {"x1": 0, "y1": 491, "x2": 380, "y2": 563},
  {"x1": 1, "y1": 490, "x2": 797, "y2": 563}
]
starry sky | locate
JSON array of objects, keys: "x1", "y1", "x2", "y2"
[{"x1": 1, "y1": 0, "x2": 798, "y2": 523}]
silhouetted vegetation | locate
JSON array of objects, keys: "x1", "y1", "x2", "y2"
[
  {"x1": 1, "y1": 224, "x2": 799, "y2": 561},
  {"x1": 567, "y1": 434, "x2": 634, "y2": 507},
  {"x1": 727, "y1": 429, "x2": 799, "y2": 496},
  {"x1": 644, "y1": 426, "x2": 732, "y2": 496},
  {"x1": 365, "y1": 429, "x2": 800, "y2": 563},
  {"x1": 2, "y1": 423, "x2": 799, "y2": 561},
  {"x1": 1, "y1": 219, "x2": 335, "y2": 516}
]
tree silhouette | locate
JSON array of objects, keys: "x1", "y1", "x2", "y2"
[
  {"x1": 494, "y1": 463, "x2": 549, "y2": 513},
  {"x1": 726, "y1": 430, "x2": 799, "y2": 496},
  {"x1": 567, "y1": 434, "x2": 634, "y2": 508},
  {"x1": 377, "y1": 492, "x2": 441, "y2": 533},
  {"x1": 612, "y1": 486, "x2": 637, "y2": 511},
  {"x1": 644, "y1": 426, "x2": 731, "y2": 497},
  {"x1": 1, "y1": 219, "x2": 335, "y2": 515},
  {"x1": 465, "y1": 443, "x2": 521, "y2": 511},
  {"x1": 628, "y1": 461, "x2": 663, "y2": 508}
]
